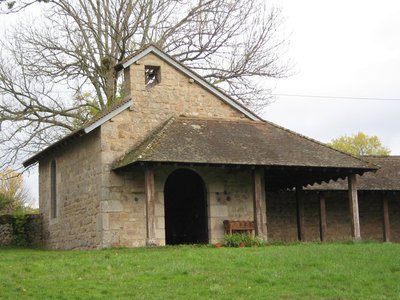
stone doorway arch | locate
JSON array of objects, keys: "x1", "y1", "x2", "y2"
[{"x1": 164, "y1": 169, "x2": 208, "y2": 245}]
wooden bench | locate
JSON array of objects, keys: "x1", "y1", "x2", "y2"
[{"x1": 223, "y1": 220, "x2": 255, "y2": 236}]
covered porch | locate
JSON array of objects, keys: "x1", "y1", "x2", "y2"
[
  {"x1": 146, "y1": 164, "x2": 367, "y2": 245},
  {"x1": 113, "y1": 163, "x2": 370, "y2": 246},
  {"x1": 113, "y1": 116, "x2": 376, "y2": 245}
]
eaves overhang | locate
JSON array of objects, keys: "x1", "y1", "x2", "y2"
[{"x1": 23, "y1": 99, "x2": 133, "y2": 168}]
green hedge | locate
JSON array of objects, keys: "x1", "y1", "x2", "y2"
[{"x1": 0, "y1": 213, "x2": 42, "y2": 247}]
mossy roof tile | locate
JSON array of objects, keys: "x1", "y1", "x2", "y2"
[{"x1": 114, "y1": 116, "x2": 376, "y2": 171}]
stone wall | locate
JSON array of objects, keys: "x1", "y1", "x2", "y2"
[
  {"x1": 100, "y1": 168, "x2": 147, "y2": 247},
  {"x1": 99, "y1": 53, "x2": 254, "y2": 247},
  {"x1": 265, "y1": 191, "x2": 322, "y2": 242},
  {"x1": 39, "y1": 130, "x2": 103, "y2": 249},
  {"x1": 36, "y1": 49, "x2": 399, "y2": 249},
  {"x1": 100, "y1": 52, "x2": 248, "y2": 170},
  {"x1": 390, "y1": 194, "x2": 400, "y2": 242},
  {"x1": 359, "y1": 193, "x2": 384, "y2": 241},
  {"x1": 266, "y1": 191, "x2": 298, "y2": 241},
  {"x1": 303, "y1": 193, "x2": 321, "y2": 241},
  {"x1": 36, "y1": 51, "x2": 256, "y2": 249},
  {"x1": 266, "y1": 190, "x2": 400, "y2": 242},
  {"x1": 0, "y1": 219, "x2": 13, "y2": 246},
  {"x1": 103, "y1": 165, "x2": 265, "y2": 247},
  {"x1": 103, "y1": 164, "x2": 400, "y2": 246},
  {"x1": 0, "y1": 214, "x2": 42, "y2": 247},
  {"x1": 323, "y1": 191, "x2": 352, "y2": 241}
]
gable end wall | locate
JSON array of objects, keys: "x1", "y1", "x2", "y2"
[
  {"x1": 39, "y1": 130, "x2": 102, "y2": 249},
  {"x1": 99, "y1": 53, "x2": 251, "y2": 247}
]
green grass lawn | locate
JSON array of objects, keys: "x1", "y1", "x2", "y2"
[{"x1": 0, "y1": 243, "x2": 399, "y2": 299}]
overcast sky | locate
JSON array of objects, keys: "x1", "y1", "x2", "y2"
[
  {"x1": 3, "y1": 1, "x2": 400, "y2": 206},
  {"x1": 264, "y1": 0, "x2": 400, "y2": 154}
]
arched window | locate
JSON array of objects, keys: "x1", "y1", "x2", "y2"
[{"x1": 50, "y1": 160, "x2": 57, "y2": 218}]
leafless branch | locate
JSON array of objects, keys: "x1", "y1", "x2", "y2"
[{"x1": 0, "y1": 0, "x2": 290, "y2": 170}]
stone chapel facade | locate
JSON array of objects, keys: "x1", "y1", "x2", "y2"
[{"x1": 24, "y1": 45, "x2": 376, "y2": 249}]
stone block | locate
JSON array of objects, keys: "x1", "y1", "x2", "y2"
[
  {"x1": 101, "y1": 200, "x2": 123, "y2": 212},
  {"x1": 208, "y1": 182, "x2": 224, "y2": 193},
  {"x1": 157, "y1": 239, "x2": 166, "y2": 246},
  {"x1": 156, "y1": 192, "x2": 164, "y2": 203},
  {"x1": 155, "y1": 203, "x2": 164, "y2": 217},
  {"x1": 156, "y1": 217, "x2": 165, "y2": 229},
  {"x1": 0, "y1": 223, "x2": 13, "y2": 247},
  {"x1": 155, "y1": 229, "x2": 166, "y2": 240},
  {"x1": 105, "y1": 172, "x2": 125, "y2": 188},
  {"x1": 130, "y1": 180, "x2": 145, "y2": 192},
  {"x1": 210, "y1": 204, "x2": 228, "y2": 218}
]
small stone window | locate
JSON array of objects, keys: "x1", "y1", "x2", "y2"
[
  {"x1": 50, "y1": 160, "x2": 57, "y2": 219},
  {"x1": 145, "y1": 65, "x2": 161, "y2": 88}
]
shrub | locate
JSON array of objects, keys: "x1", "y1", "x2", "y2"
[
  {"x1": 12, "y1": 210, "x2": 28, "y2": 247},
  {"x1": 0, "y1": 211, "x2": 41, "y2": 247},
  {"x1": 224, "y1": 233, "x2": 265, "y2": 247}
]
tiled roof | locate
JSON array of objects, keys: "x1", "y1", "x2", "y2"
[
  {"x1": 114, "y1": 116, "x2": 377, "y2": 172},
  {"x1": 308, "y1": 156, "x2": 400, "y2": 191}
]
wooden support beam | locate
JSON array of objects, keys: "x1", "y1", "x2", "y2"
[
  {"x1": 296, "y1": 185, "x2": 305, "y2": 241},
  {"x1": 253, "y1": 168, "x2": 266, "y2": 239},
  {"x1": 318, "y1": 192, "x2": 327, "y2": 242},
  {"x1": 348, "y1": 174, "x2": 361, "y2": 240},
  {"x1": 144, "y1": 166, "x2": 156, "y2": 246},
  {"x1": 382, "y1": 195, "x2": 391, "y2": 242}
]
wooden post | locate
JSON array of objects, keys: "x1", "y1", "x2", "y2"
[
  {"x1": 319, "y1": 192, "x2": 327, "y2": 242},
  {"x1": 253, "y1": 168, "x2": 265, "y2": 238},
  {"x1": 296, "y1": 185, "x2": 305, "y2": 241},
  {"x1": 382, "y1": 195, "x2": 391, "y2": 242},
  {"x1": 348, "y1": 174, "x2": 361, "y2": 240},
  {"x1": 144, "y1": 166, "x2": 156, "y2": 246}
]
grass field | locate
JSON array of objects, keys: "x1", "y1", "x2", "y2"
[{"x1": 0, "y1": 243, "x2": 399, "y2": 299}]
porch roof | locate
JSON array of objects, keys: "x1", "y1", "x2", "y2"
[
  {"x1": 307, "y1": 156, "x2": 400, "y2": 191},
  {"x1": 114, "y1": 117, "x2": 377, "y2": 177}
]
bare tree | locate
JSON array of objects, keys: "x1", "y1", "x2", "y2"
[{"x1": 0, "y1": 0, "x2": 289, "y2": 170}]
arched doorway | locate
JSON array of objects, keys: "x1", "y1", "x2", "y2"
[{"x1": 164, "y1": 169, "x2": 208, "y2": 245}]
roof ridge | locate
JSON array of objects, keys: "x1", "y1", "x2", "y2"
[{"x1": 118, "y1": 43, "x2": 163, "y2": 66}]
